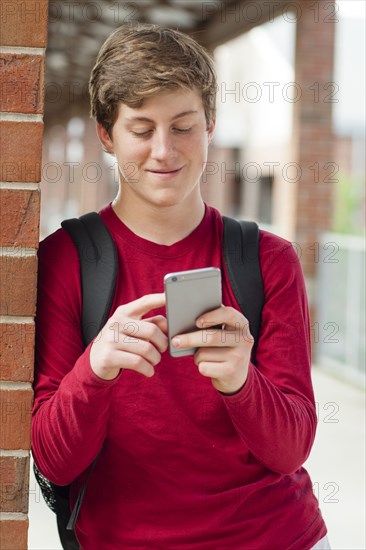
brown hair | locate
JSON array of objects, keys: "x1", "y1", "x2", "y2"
[{"x1": 89, "y1": 23, "x2": 217, "y2": 135}]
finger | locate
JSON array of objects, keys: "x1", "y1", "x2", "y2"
[
  {"x1": 119, "y1": 319, "x2": 168, "y2": 354},
  {"x1": 196, "y1": 305, "x2": 248, "y2": 330},
  {"x1": 173, "y1": 323, "x2": 253, "y2": 349},
  {"x1": 195, "y1": 361, "x2": 227, "y2": 380},
  {"x1": 144, "y1": 315, "x2": 168, "y2": 335},
  {"x1": 117, "y1": 293, "x2": 166, "y2": 319},
  {"x1": 194, "y1": 347, "x2": 228, "y2": 364},
  {"x1": 112, "y1": 329, "x2": 163, "y2": 367},
  {"x1": 115, "y1": 350, "x2": 156, "y2": 377},
  {"x1": 172, "y1": 328, "x2": 220, "y2": 350}
]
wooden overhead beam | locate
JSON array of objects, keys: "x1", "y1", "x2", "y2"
[{"x1": 198, "y1": 0, "x2": 288, "y2": 49}]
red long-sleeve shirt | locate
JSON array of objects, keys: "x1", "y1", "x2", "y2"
[{"x1": 32, "y1": 204, "x2": 327, "y2": 549}]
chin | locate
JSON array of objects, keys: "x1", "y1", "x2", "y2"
[
  {"x1": 151, "y1": 196, "x2": 182, "y2": 208},
  {"x1": 139, "y1": 184, "x2": 199, "y2": 209}
]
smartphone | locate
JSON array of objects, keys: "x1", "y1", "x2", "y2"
[{"x1": 164, "y1": 267, "x2": 222, "y2": 357}]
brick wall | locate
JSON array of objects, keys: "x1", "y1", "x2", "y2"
[
  {"x1": 0, "y1": 1, "x2": 48, "y2": 548},
  {"x1": 293, "y1": 0, "x2": 336, "y2": 279}
]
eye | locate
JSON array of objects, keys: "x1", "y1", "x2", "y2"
[
  {"x1": 131, "y1": 130, "x2": 152, "y2": 138},
  {"x1": 132, "y1": 131, "x2": 151, "y2": 138},
  {"x1": 173, "y1": 127, "x2": 192, "y2": 134}
]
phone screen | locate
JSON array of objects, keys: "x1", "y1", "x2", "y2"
[{"x1": 164, "y1": 267, "x2": 222, "y2": 357}]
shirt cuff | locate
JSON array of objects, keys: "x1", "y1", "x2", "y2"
[{"x1": 73, "y1": 343, "x2": 123, "y2": 389}]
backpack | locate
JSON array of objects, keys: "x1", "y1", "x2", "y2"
[{"x1": 33, "y1": 212, "x2": 264, "y2": 549}]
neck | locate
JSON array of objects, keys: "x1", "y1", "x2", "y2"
[{"x1": 112, "y1": 194, "x2": 206, "y2": 245}]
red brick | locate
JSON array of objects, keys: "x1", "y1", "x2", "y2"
[
  {"x1": 0, "y1": 323, "x2": 35, "y2": 382},
  {"x1": 0, "y1": 54, "x2": 45, "y2": 114},
  {"x1": 0, "y1": 121, "x2": 43, "y2": 183},
  {"x1": 0, "y1": 389, "x2": 33, "y2": 450},
  {"x1": 0, "y1": 519, "x2": 29, "y2": 549},
  {"x1": 0, "y1": 0, "x2": 48, "y2": 48},
  {"x1": 0, "y1": 456, "x2": 29, "y2": 513},
  {"x1": 0, "y1": 189, "x2": 40, "y2": 248},
  {"x1": 0, "y1": 256, "x2": 38, "y2": 316},
  {"x1": 294, "y1": 0, "x2": 336, "y2": 277}
]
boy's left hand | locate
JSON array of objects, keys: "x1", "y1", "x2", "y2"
[{"x1": 171, "y1": 306, "x2": 254, "y2": 395}]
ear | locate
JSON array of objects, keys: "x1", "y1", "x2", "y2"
[
  {"x1": 207, "y1": 117, "x2": 216, "y2": 144},
  {"x1": 96, "y1": 123, "x2": 114, "y2": 154}
]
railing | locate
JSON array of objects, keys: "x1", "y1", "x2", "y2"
[{"x1": 315, "y1": 232, "x2": 365, "y2": 388}]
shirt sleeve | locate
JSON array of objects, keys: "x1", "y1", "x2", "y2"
[
  {"x1": 220, "y1": 233, "x2": 317, "y2": 475},
  {"x1": 31, "y1": 229, "x2": 119, "y2": 485}
]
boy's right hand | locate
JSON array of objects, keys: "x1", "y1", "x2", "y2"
[{"x1": 90, "y1": 293, "x2": 168, "y2": 381}]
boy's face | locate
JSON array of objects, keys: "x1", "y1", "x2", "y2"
[{"x1": 97, "y1": 87, "x2": 215, "y2": 210}]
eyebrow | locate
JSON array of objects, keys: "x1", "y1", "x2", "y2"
[{"x1": 125, "y1": 110, "x2": 199, "y2": 123}]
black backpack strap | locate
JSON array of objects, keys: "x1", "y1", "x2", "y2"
[
  {"x1": 61, "y1": 212, "x2": 118, "y2": 346},
  {"x1": 66, "y1": 448, "x2": 102, "y2": 531},
  {"x1": 222, "y1": 216, "x2": 264, "y2": 347},
  {"x1": 59, "y1": 212, "x2": 118, "y2": 536}
]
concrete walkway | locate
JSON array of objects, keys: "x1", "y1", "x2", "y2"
[
  {"x1": 28, "y1": 367, "x2": 365, "y2": 549},
  {"x1": 304, "y1": 367, "x2": 365, "y2": 550}
]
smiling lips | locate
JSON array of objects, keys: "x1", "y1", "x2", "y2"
[{"x1": 146, "y1": 167, "x2": 183, "y2": 177}]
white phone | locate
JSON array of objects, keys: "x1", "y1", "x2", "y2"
[{"x1": 164, "y1": 267, "x2": 222, "y2": 357}]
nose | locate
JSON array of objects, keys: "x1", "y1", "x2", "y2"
[{"x1": 150, "y1": 129, "x2": 177, "y2": 161}]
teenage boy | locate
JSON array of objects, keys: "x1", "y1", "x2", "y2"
[{"x1": 32, "y1": 24, "x2": 330, "y2": 549}]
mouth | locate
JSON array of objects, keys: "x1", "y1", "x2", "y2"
[{"x1": 146, "y1": 167, "x2": 183, "y2": 176}]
